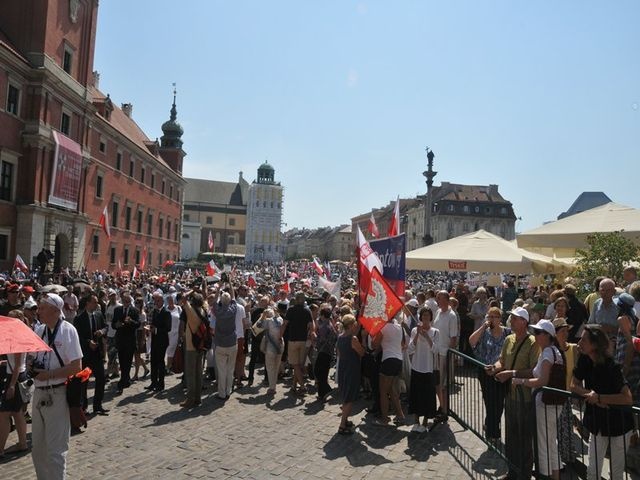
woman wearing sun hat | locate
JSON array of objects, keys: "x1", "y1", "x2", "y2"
[{"x1": 512, "y1": 319, "x2": 564, "y2": 480}]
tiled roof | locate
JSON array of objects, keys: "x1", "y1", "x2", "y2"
[
  {"x1": 433, "y1": 182, "x2": 509, "y2": 203},
  {"x1": 183, "y1": 177, "x2": 249, "y2": 207},
  {"x1": 90, "y1": 87, "x2": 171, "y2": 170}
]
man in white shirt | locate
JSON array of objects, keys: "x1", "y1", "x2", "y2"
[
  {"x1": 31, "y1": 293, "x2": 82, "y2": 480},
  {"x1": 433, "y1": 290, "x2": 459, "y2": 420}
]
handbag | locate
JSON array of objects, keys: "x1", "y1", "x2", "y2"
[
  {"x1": 5, "y1": 358, "x2": 33, "y2": 404},
  {"x1": 542, "y1": 348, "x2": 567, "y2": 405},
  {"x1": 172, "y1": 341, "x2": 184, "y2": 374}
]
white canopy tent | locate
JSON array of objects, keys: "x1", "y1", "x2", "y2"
[
  {"x1": 406, "y1": 229, "x2": 572, "y2": 274},
  {"x1": 516, "y1": 202, "x2": 640, "y2": 257}
]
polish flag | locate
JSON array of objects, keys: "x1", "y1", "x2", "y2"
[
  {"x1": 357, "y1": 225, "x2": 383, "y2": 301},
  {"x1": 368, "y1": 212, "x2": 379, "y2": 238},
  {"x1": 205, "y1": 260, "x2": 217, "y2": 276},
  {"x1": 358, "y1": 267, "x2": 403, "y2": 336},
  {"x1": 387, "y1": 197, "x2": 400, "y2": 237},
  {"x1": 99, "y1": 205, "x2": 111, "y2": 239},
  {"x1": 132, "y1": 266, "x2": 139, "y2": 278},
  {"x1": 14, "y1": 254, "x2": 29, "y2": 273},
  {"x1": 140, "y1": 246, "x2": 147, "y2": 271},
  {"x1": 208, "y1": 231, "x2": 214, "y2": 252},
  {"x1": 311, "y1": 257, "x2": 325, "y2": 276}
]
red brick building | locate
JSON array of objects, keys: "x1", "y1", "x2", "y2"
[{"x1": 0, "y1": 0, "x2": 184, "y2": 273}]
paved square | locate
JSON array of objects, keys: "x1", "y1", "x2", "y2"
[{"x1": 1, "y1": 373, "x2": 507, "y2": 479}]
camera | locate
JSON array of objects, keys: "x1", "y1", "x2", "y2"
[
  {"x1": 28, "y1": 359, "x2": 45, "y2": 378},
  {"x1": 39, "y1": 392, "x2": 53, "y2": 408}
]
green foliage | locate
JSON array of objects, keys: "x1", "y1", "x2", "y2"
[{"x1": 575, "y1": 231, "x2": 640, "y2": 285}]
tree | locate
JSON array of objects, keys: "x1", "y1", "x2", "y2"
[{"x1": 574, "y1": 231, "x2": 640, "y2": 286}]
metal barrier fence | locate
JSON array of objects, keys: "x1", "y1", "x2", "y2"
[{"x1": 446, "y1": 348, "x2": 640, "y2": 480}]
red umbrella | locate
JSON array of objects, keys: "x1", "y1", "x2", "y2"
[{"x1": 0, "y1": 315, "x2": 52, "y2": 355}]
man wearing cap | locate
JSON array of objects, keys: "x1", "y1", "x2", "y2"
[
  {"x1": 488, "y1": 306, "x2": 540, "y2": 480},
  {"x1": 31, "y1": 293, "x2": 82, "y2": 479},
  {"x1": 0, "y1": 283, "x2": 23, "y2": 316}
]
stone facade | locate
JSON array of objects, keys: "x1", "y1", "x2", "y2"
[{"x1": 284, "y1": 225, "x2": 352, "y2": 261}]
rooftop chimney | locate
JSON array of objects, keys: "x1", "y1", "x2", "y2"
[{"x1": 121, "y1": 103, "x2": 133, "y2": 118}]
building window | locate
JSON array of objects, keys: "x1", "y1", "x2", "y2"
[
  {"x1": 463, "y1": 222, "x2": 469, "y2": 232},
  {"x1": 6, "y1": 84, "x2": 20, "y2": 116},
  {"x1": 183, "y1": 214, "x2": 190, "y2": 221},
  {"x1": 161, "y1": 180, "x2": 165, "y2": 195},
  {"x1": 109, "y1": 246, "x2": 116, "y2": 265},
  {"x1": 174, "y1": 224, "x2": 178, "y2": 241},
  {"x1": 99, "y1": 140, "x2": 106, "y2": 153},
  {"x1": 263, "y1": 201, "x2": 266, "y2": 208},
  {"x1": 228, "y1": 236, "x2": 235, "y2": 245},
  {"x1": 206, "y1": 216, "x2": 212, "y2": 225},
  {"x1": 0, "y1": 160, "x2": 14, "y2": 202},
  {"x1": 63, "y1": 46, "x2": 73, "y2": 74},
  {"x1": 485, "y1": 207, "x2": 492, "y2": 215},
  {"x1": 167, "y1": 221, "x2": 171, "y2": 239},
  {"x1": 137, "y1": 210, "x2": 143, "y2": 233},
  {"x1": 61, "y1": 112, "x2": 71, "y2": 135},
  {"x1": 256, "y1": 200, "x2": 259, "y2": 207},
  {"x1": 474, "y1": 206, "x2": 480, "y2": 213},
  {"x1": 158, "y1": 252, "x2": 163, "y2": 266},
  {"x1": 277, "y1": 202, "x2": 281, "y2": 209},
  {"x1": 463, "y1": 205, "x2": 470, "y2": 214},
  {"x1": 229, "y1": 218, "x2": 235, "y2": 226},
  {"x1": 92, "y1": 234, "x2": 99, "y2": 254},
  {"x1": 151, "y1": 174, "x2": 155, "y2": 189},
  {"x1": 129, "y1": 159, "x2": 135, "y2": 177},
  {"x1": 96, "y1": 174, "x2": 103, "y2": 198},
  {"x1": 147, "y1": 213, "x2": 153, "y2": 235},
  {"x1": 135, "y1": 249, "x2": 141, "y2": 265},
  {"x1": 116, "y1": 152, "x2": 122, "y2": 171},
  {"x1": 125, "y1": 206, "x2": 132, "y2": 230},
  {"x1": 500, "y1": 207, "x2": 507, "y2": 215},
  {"x1": 111, "y1": 201, "x2": 119, "y2": 228},
  {"x1": 447, "y1": 204, "x2": 454, "y2": 213},
  {"x1": 123, "y1": 247, "x2": 129, "y2": 265},
  {"x1": 140, "y1": 167, "x2": 145, "y2": 184},
  {"x1": 0, "y1": 232, "x2": 8, "y2": 261},
  {"x1": 158, "y1": 218, "x2": 163, "y2": 238},
  {"x1": 169, "y1": 185, "x2": 173, "y2": 199}
]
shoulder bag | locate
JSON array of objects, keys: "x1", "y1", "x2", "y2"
[{"x1": 541, "y1": 348, "x2": 567, "y2": 405}]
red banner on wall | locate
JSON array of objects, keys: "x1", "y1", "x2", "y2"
[
  {"x1": 448, "y1": 260, "x2": 467, "y2": 270},
  {"x1": 49, "y1": 131, "x2": 82, "y2": 210}
]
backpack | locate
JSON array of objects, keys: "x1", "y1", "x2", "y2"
[{"x1": 190, "y1": 309, "x2": 213, "y2": 352}]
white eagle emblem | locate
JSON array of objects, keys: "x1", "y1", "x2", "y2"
[{"x1": 363, "y1": 277, "x2": 387, "y2": 320}]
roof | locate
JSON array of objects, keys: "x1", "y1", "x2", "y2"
[
  {"x1": 183, "y1": 177, "x2": 250, "y2": 206},
  {"x1": 432, "y1": 182, "x2": 510, "y2": 203},
  {"x1": 351, "y1": 198, "x2": 422, "y2": 223},
  {"x1": 90, "y1": 87, "x2": 171, "y2": 170},
  {"x1": 557, "y1": 192, "x2": 612, "y2": 219},
  {"x1": 517, "y1": 202, "x2": 640, "y2": 249},
  {"x1": 0, "y1": 29, "x2": 28, "y2": 64}
]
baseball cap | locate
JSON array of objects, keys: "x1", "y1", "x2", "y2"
[
  {"x1": 530, "y1": 319, "x2": 556, "y2": 337},
  {"x1": 508, "y1": 306, "x2": 530, "y2": 323},
  {"x1": 552, "y1": 317, "x2": 569, "y2": 330},
  {"x1": 22, "y1": 285, "x2": 35, "y2": 295},
  {"x1": 405, "y1": 298, "x2": 419, "y2": 308}
]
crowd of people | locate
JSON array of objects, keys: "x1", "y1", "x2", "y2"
[{"x1": 0, "y1": 262, "x2": 639, "y2": 480}]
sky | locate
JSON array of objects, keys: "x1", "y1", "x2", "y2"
[{"x1": 94, "y1": 1, "x2": 640, "y2": 233}]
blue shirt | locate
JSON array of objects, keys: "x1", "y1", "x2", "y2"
[{"x1": 473, "y1": 327, "x2": 511, "y2": 365}]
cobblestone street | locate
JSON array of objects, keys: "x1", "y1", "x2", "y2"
[{"x1": 1, "y1": 372, "x2": 507, "y2": 479}]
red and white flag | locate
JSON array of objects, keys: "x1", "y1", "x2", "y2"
[
  {"x1": 368, "y1": 212, "x2": 380, "y2": 238},
  {"x1": 388, "y1": 196, "x2": 400, "y2": 237},
  {"x1": 312, "y1": 257, "x2": 325, "y2": 276},
  {"x1": 132, "y1": 266, "x2": 139, "y2": 278},
  {"x1": 14, "y1": 254, "x2": 29, "y2": 273},
  {"x1": 358, "y1": 267, "x2": 404, "y2": 336},
  {"x1": 247, "y1": 275, "x2": 257, "y2": 288},
  {"x1": 140, "y1": 246, "x2": 147, "y2": 271},
  {"x1": 99, "y1": 205, "x2": 111, "y2": 239},
  {"x1": 357, "y1": 225, "x2": 384, "y2": 301},
  {"x1": 205, "y1": 260, "x2": 217, "y2": 276},
  {"x1": 208, "y1": 231, "x2": 214, "y2": 252}
]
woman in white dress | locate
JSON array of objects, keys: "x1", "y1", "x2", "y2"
[{"x1": 166, "y1": 294, "x2": 182, "y2": 373}]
